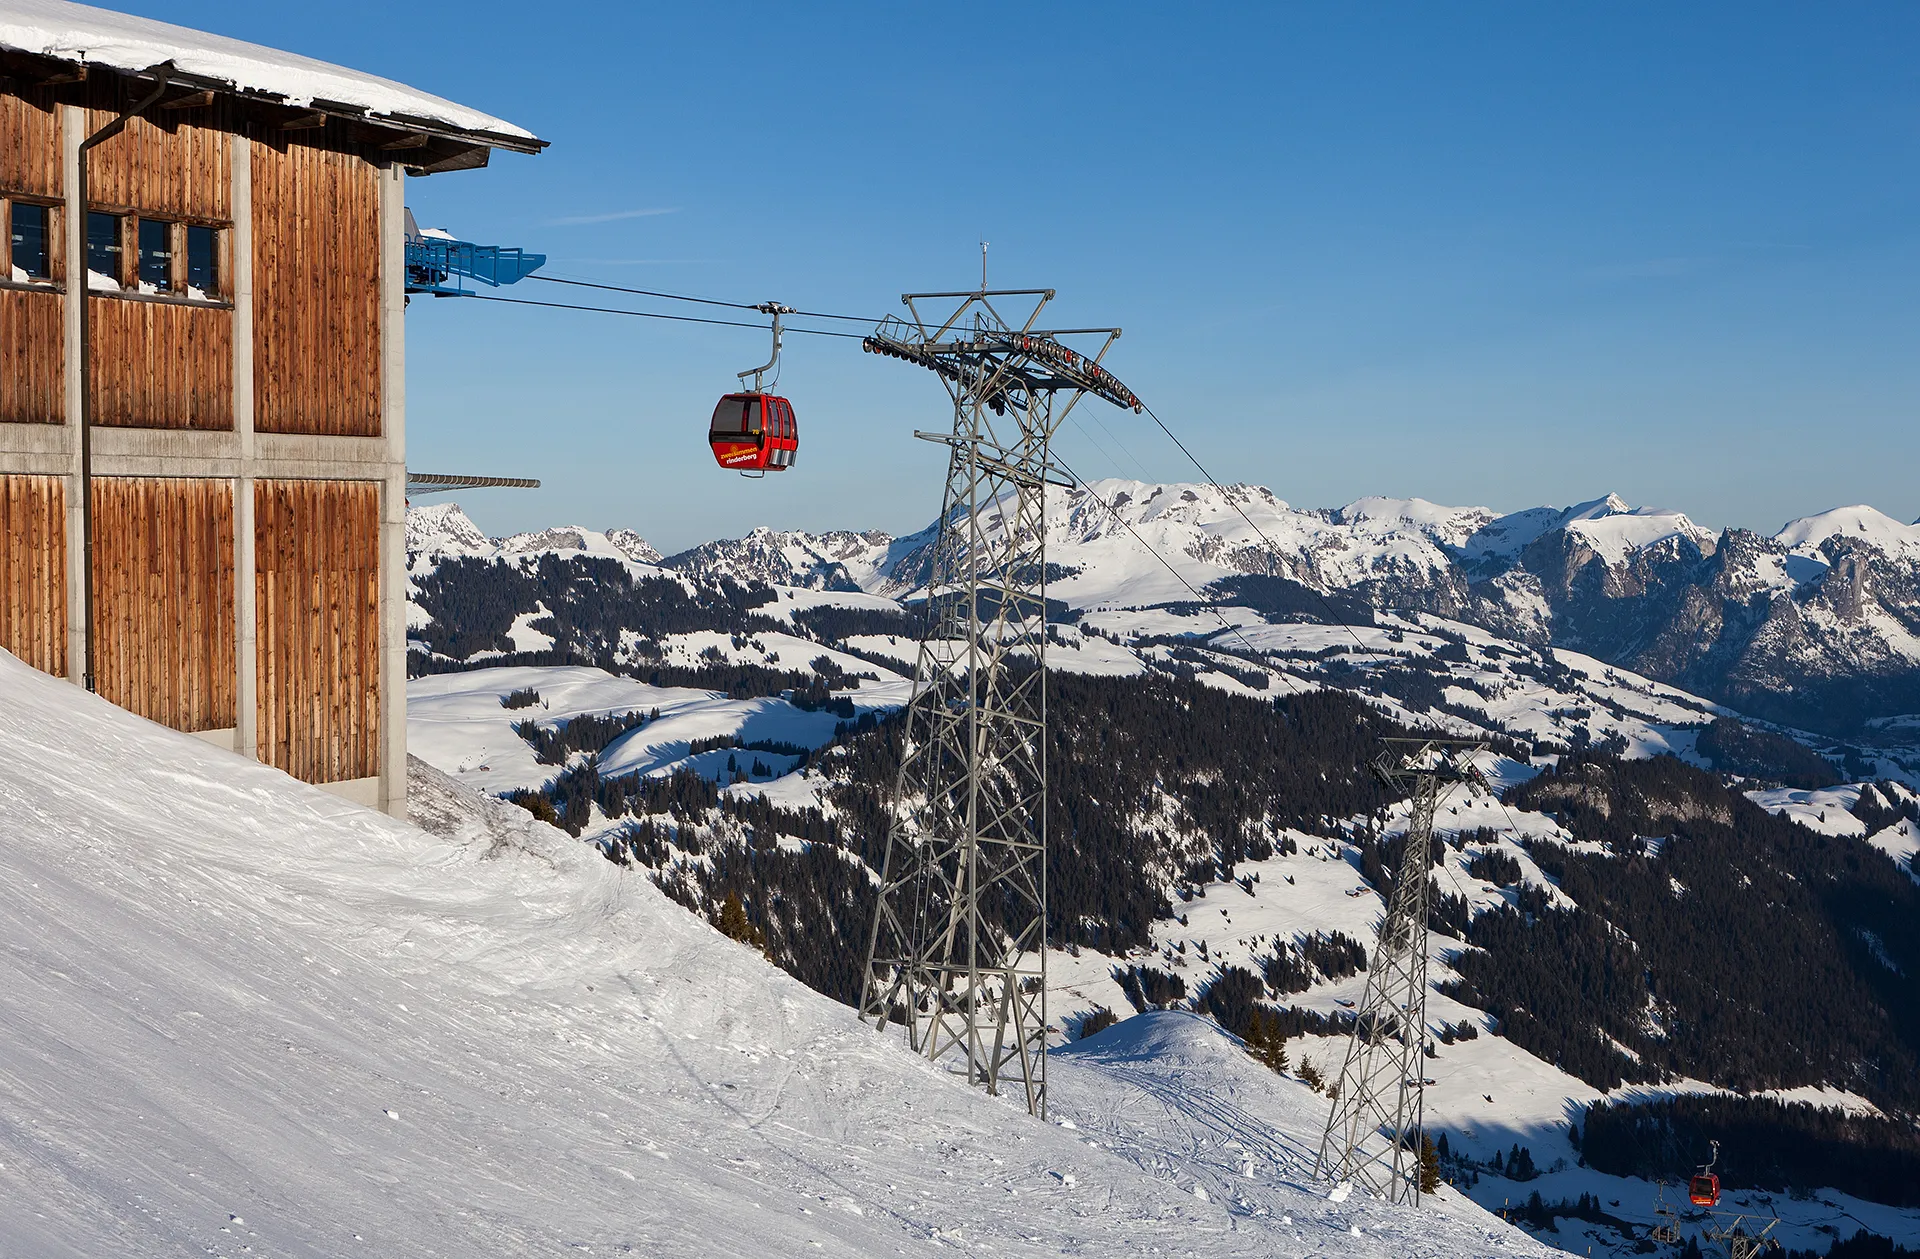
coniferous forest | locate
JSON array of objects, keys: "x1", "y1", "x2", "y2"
[{"x1": 1463, "y1": 756, "x2": 1920, "y2": 1111}]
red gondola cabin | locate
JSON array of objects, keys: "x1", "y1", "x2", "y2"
[
  {"x1": 1688, "y1": 1173, "x2": 1719, "y2": 1208},
  {"x1": 709, "y1": 393, "x2": 798, "y2": 474}
]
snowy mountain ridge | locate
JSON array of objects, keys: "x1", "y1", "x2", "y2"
[
  {"x1": 405, "y1": 480, "x2": 1920, "y2": 765},
  {"x1": 606, "y1": 480, "x2": 1920, "y2": 736},
  {"x1": 642, "y1": 483, "x2": 1736, "y2": 600},
  {"x1": 406, "y1": 502, "x2": 667, "y2": 571}
]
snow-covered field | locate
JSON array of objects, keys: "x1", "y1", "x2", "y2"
[
  {"x1": 407, "y1": 664, "x2": 907, "y2": 798},
  {"x1": 1, "y1": 649, "x2": 1572, "y2": 1258}
]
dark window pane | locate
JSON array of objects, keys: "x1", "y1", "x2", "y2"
[
  {"x1": 87, "y1": 211, "x2": 122, "y2": 284},
  {"x1": 185, "y1": 225, "x2": 217, "y2": 296},
  {"x1": 137, "y1": 218, "x2": 172, "y2": 291},
  {"x1": 744, "y1": 398, "x2": 763, "y2": 434},
  {"x1": 709, "y1": 396, "x2": 749, "y2": 437},
  {"x1": 9, "y1": 202, "x2": 50, "y2": 279}
]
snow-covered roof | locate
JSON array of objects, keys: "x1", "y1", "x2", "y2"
[{"x1": 0, "y1": 0, "x2": 543, "y2": 151}]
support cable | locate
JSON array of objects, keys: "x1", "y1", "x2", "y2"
[
  {"x1": 462, "y1": 292, "x2": 868, "y2": 338},
  {"x1": 529, "y1": 273, "x2": 880, "y2": 323},
  {"x1": 1051, "y1": 454, "x2": 1311, "y2": 700},
  {"x1": 1132, "y1": 401, "x2": 1521, "y2": 757},
  {"x1": 1139, "y1": 400, "x2": 1425, "y2": 670},
  {"x1": 1060, "y1": 444, "x2": 1484, "y2": 907},
  {"x1": 1122, "y1": 399, "x2": 1550, "y2": 1204}
]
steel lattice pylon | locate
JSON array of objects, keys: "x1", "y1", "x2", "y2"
[
  {"x1": 1316, "y1": 738, "x2": 1486, "y2": 1204},
  {"x1": 857, "y1": 288, "x2": 1140, "y2": 1116}
]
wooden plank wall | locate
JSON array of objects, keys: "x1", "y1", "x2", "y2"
[
  {"x1": 0, "y1": 289, "x2": 65, "y2": 423},
  {"x1": 90, "y1": 298, "x2": 233, "y2": 429},
  {"x1": 92, "y1": 476, "x2": 236, "y2": 732},
  {"x1": 85, "y1": 83, "x2": 232, "y2": 220},
  {"x1": 2, "y1": 86, "x2": 67, "y2": 426},
  {"x1": 255, "y1": 479, "x2": 380, "y2": 783},
  {"x1": 252, "y1": 136, "x2": 382, "y2": 437},
  {"x1": 0, "y1": 85, "x2": 63, "y2": 197},
  {"x1": 0, "y1": 474, "x2": 67, "y2": 676}
]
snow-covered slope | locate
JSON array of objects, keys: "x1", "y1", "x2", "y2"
[
  {"x1": 0, "y1": 650, "x2": 1568, "y2": 1258},
  {"x1": 408, "y1": 663, "x2": 909, "y2": 798}
]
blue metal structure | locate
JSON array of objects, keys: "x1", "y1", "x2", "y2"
[{"x1": 404, "y1": 214, "x2": 545, "y2": 297}]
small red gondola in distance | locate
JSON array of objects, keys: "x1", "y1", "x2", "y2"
[
  {"x1": 708, "y1": 393, "x2": 798, "y2": 472},
  {"x1": 1688, "y1": 1171, "x2": 1719, "y2": 1208},
  {"x1": 1688, "y1": 1139, "x2": 1721, "y2": 1208}
]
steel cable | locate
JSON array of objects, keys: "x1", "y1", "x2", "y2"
[
  {"x1": 529, "y1": 273, "x2": 881, "y2": 323},
  {"x1": 461, "y1": 292, "x2": 869, "y2": 338}
]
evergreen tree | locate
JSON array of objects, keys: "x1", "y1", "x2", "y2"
[
  {"x1": 1078, "y1": 1006, "x2": 1118, "y2": 1040},
  {"x1": 712, "y1": 891, "x2": 765, "y2": 952},
  {"x1": 1419, "y1": 1133, "x2": 1441, "y2": 1195}
]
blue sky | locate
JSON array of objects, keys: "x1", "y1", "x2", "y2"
[{"x1": 146, "y1": 1, "x2": 1917, "y2": 552}]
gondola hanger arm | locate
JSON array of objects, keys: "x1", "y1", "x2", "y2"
[{"x1": 739, "y1": 302, "x2": 796, "y2": 393}]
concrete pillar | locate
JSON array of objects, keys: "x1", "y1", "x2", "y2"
[
  {"x1": 377, "y1": 160, "x2": 408, "y2": 819},
  {"x1": 60, "y1": 103, "x2": 84, "y2": 687},
  {"x1": 231, "y1": 136, "x2": 256, "y2": 760}
]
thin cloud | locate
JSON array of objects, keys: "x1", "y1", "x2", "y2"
[{"x1": 545, "y1": 207, "x2": 679, "y2": 226}]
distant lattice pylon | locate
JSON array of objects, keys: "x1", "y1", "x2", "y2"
[{"x1": 1315, "y1": 738, "x2": 1485, "y2": 1205}]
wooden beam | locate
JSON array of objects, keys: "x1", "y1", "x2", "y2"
[
  {"x1": 279, "y1": 111, "x2": 328, "y2": 131},
  {"x1": 378, "y1": 132, "x2": 430, "y2": 152},
  {"x1": 160, "y1": 89, "x2": 218, "y2": 111}
]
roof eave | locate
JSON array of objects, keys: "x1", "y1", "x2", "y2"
[{"x1": 0, "y1": 49, "x2": 547, "y2": 159}]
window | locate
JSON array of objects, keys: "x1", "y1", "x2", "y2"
[
  {"x1": 79, "y1": 213, "x2": 223, "y2": 299},
  {"x1": 709, "y1": 396, "x2": 749, "y2": 437},
  {"x1": 185, "y1": 224, "x2": 217, "y2": 297},
  {"x1": 86, "y1": 211, "x2": 123, "y2": 286},
  {"x1": 8, "y1": 202, "x2": 50, "y2": 280},
  {"x1": 137, "y1": 217, "x2": 173, "y2": 292}
]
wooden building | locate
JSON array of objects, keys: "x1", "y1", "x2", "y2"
[{"x1": 0, "y1": 4, "x2": 543, "y2": 815}]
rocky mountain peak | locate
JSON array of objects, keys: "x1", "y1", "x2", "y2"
[{"x1": 404, "y1": 502, "x2": 491, "y2": 559}]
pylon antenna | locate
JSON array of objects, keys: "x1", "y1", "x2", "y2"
[
  {"x1": 856, "y1": 289, "x2": 1138, "y2": 1117},
  {"x1": 1315, "y1": 737, "x2": 1487, "y2": 1205}
]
